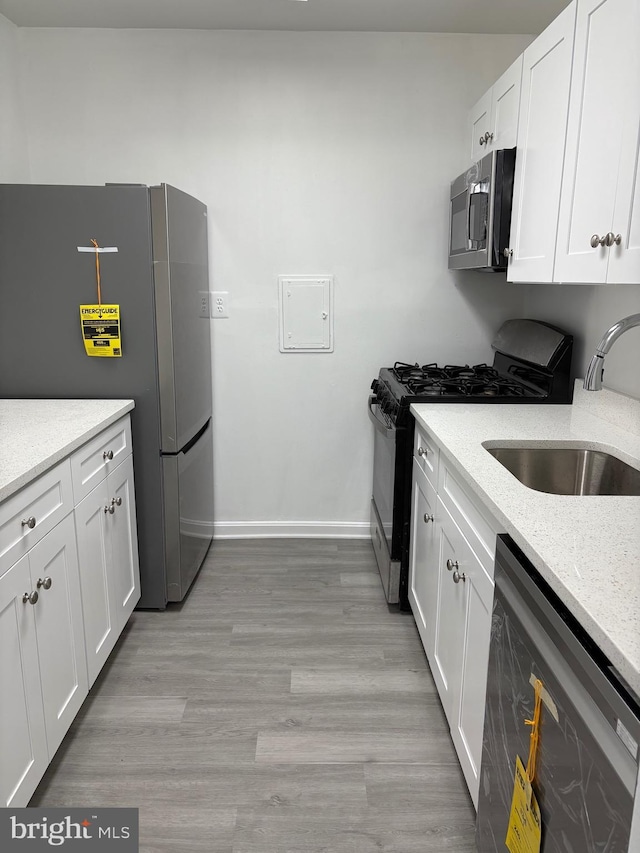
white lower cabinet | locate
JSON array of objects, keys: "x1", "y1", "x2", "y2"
[
  {"x1": 0, "y1": 554, "x2": 49, "y2": 807},
  {"x1": 0, "y1": 513, "x2": 88, "y2": 807},
  {"x1": 408, "y1": 461, "x2": 438, "y2": 663},
  {"x1": 1, "y1": 413, "x2": 140, "y2": 807},
  {"x1": 409, "y1": 424, "x2": 498, "y2": 809},
  {"x1": 76, "y1": 454, "x2": 140, "y2": 686}
]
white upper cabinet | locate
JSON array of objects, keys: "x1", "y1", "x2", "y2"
[
  {"x1": 507, "y1": 2, "x2": 577, "y2": 283},
  {"x1": 469, "y1": 57, "x2": 523, "y2": 163},
  {"x1": 555, "y1": 0, "x2": 640, "y2": 284}
]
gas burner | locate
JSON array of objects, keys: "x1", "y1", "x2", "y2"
[
  {"x1": 443, "y1": 364, "x2": 476, "y2": 379},
  {"x1": 407, "y1": 379, "x2": 446, "y2": 394},
  {"x1": 392, "y1": 362, "x2": 422, "y2": 382}
]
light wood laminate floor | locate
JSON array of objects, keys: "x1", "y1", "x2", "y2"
[{"x1": 31, "y1": 539, "x2": 476, "y2": 852}]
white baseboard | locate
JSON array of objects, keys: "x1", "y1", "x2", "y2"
[{"x1": 213, "y1": 521, "x2": 370, "y2": 539}]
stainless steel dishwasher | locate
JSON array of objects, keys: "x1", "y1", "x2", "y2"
[{"x1": 476, "y1": 535, "x2": 640, "y2": 852}]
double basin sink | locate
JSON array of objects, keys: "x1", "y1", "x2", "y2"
[{"x1": 484, "y1": 444, "x2": 640, "y2": 496}]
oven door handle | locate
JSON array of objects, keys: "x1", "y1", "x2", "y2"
[{"x1": 368, "y1": 395, "x2": 395, "y2": 438}]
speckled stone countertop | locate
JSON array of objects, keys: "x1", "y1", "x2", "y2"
[
  {"x1": 411, "y1": 382, "x2": 640, "y2": 698},
  {"x1": 0, "y1": 399, "x2": 135, "y2": 502}
]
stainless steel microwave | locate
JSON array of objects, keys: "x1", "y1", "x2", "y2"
[{"x1": 448, "y1": 148, "x2": 516, "y2": 271}]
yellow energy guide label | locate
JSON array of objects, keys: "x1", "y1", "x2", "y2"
[
  {"x1": 505, "y1": 755, "x2": 542, "y2": 853},
  {"x1": 80, "y1": 304, "x2": 122, "y2": 357}
]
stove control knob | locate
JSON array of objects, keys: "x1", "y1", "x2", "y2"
[{"x1": 371, "y1": 379, "x2": 380, "y2": 394}]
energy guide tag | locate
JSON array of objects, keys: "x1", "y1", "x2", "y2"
[
  {"x1": 505, "y1": 755, "x2": 542, "y2": 853},
  {"x1": 80, "y1": 304, "x2": 122, "y2": 357}
]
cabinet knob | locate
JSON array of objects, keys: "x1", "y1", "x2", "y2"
[
  {"x1": 503, "y1": 248, "x2": 513, "y2": 259},
  {"x1": 21, "y1": 516, "x2": 37, "y2": 529},
  {"x1": 446, "y1": 559, "x2": 458, "y2": 572},
  {"x1": 423, "y1": 513, "x2": 434, "y2": 524},
  {"x1": 103, "y1": 449, "x2": 114, "y2": 461},
  {"x1": 104, "y1": 503, "x2": 116, "y2": 514},
  {"x1": 590, "y1": 234, "x2": 606, "y2": 248},
  {"x1": 452, "y1": 570, "x2": 466, "y2": 584},
  {"x1": 111, "y1": 496, "x2": 123, "y2": 508},
  {"x1": 604, "y1": 232, "x2": 622, "y2": 247},
  {"x1": 479, "y1": 136, "x2": 485, "y2": 146},
  {"x1": 22, "y1": 590, "x2": 39, "y2": 605},
  {"x1": 417, "y1": 446, "x2": 429, "y2": 457},
  {"x1": 479, "y1": 131, "x2": 494, "y2": 146},
  {"x1": 36, "y1": 577, "x2": 52, "y2": 590}
]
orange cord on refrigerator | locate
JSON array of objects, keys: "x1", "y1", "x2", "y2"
[
  {"x1": 525, "y1": 678, "x2": 543, "y2": 785},
  {"x1": 90, "y1": 238, "x2": 102, "y2": 305}
]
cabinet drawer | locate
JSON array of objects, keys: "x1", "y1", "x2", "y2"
[
  {"x1": 437, "y1": 461, "x2": 499, "y2": 578},
  {"x1": 414, "y1": 425, "x2": 439, "y2": 489},
  {"x1": 70, "y1": 416, "x2": 132, "y2": 504},
  {"x1": 0, "y1": 461, "x2": 73, "y2": 578}
]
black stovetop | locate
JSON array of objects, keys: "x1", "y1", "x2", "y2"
[{"x1": 391, "y1": 361, "x2": 534, "y2": 399}]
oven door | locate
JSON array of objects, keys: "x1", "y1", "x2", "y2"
[
  {"x1": 368, "y1": 395, "x2": 396, "y2": 554},
  {"x1": 368, "y1": 394, "x2": 407, "y2": 604}
]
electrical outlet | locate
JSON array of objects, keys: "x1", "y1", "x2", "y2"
[
  {"x1": 212, "y1": 291, "x2": 229, "y2": 318},
  {"x1": 198, "y1": 291, "x2": 210, "y2": 318}
]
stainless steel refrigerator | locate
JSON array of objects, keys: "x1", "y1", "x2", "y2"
[{"x1": 0, "y1": 183, "x2": 214, "y2": 608}]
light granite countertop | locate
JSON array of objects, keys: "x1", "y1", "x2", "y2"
[
  {"x1": 0, "y1": 399, "x2": 135, "y2": 502},
  {"x1": 411, "y1": 382, "x2": 640, "y2": 698}
]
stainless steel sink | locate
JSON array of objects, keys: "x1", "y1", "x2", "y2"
[{"x1": 485, "y1": 445, "x2": 640, "y2": 496}]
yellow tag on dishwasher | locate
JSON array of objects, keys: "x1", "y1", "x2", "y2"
[
  {"x1": 505, "y1": 755, "x2": 542, "y2": 853},
  {"x1": 80, "y1": 304, "x2": 122, "y2": 357}
]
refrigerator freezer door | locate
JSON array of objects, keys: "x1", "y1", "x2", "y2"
[
  {"x1": 151, "y1": 184, "x2": 213, "y2": 453},
  {"x1": 162, "y1": 419, "x2": 214, "y2": 602}
]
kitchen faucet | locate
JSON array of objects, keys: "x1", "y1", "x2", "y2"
[{"x1": 583, "y1": 313, "x2": 640, "y2": 390}]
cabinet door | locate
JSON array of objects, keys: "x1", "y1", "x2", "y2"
[
  {"x1": 106, "y1": 455, "x2": 140, "y2": 634},
  {"x1": 75, "y1": 479, "x2": 115, "y2": 686},
  {"x1": 408, "y1": 463, "x2": 438, "y2": 664},
  {"x1": 28, "y1": 514, "x2": 88, "y2": 757},
  {"x1": 507, "y1": 2, "x2": 576, "y2": 283},
  {"x1": 608, "y1": 0, "x2": 640, "y2": 283},
  {"x1": 431, "y1": 500, "x2": 466, "y2": 725},
  {"x1": 470, "y1": 88, "x2": 493, "y2": 162},
  {"x1": 490, "y1": 56, "x2": 523, "y2": 151},
  {"x1": 555, "y1": 0, "x2": 633, "y2": 283},
  {"x1": 0, "y1": 555, "x2": 48, "y2": 807},
  {"x1": 449, "y1": 545, "x2": 494, "y2": 810}
]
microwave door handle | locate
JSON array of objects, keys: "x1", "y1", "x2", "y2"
[
  {"x1": 466, "y1": 188, "x2": 473, "y2": 249},
  {"x1": 368, "y1": 395, "x2": 395, "y2": 438}
]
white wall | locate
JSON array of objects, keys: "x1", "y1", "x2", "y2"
[
  {"x1": 0, "y1": 13, "x2": 29, "y2": 181},
  {"x1": 520, "y1": 284, "x2": 640, "y2": 399},
  {"x1": 18, "y1": 28, "x2": 532, "y2": 534}
]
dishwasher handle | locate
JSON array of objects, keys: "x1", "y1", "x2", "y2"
[{"x1": 368, "y1": 395, "x2": 395, "y2": 438}]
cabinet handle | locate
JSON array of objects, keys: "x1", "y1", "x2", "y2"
[
  {"x1": 104, "y1": 504, "x2": 116, "y2": 514},
  {"x1": 22, "y1": 590, "x2": 39, "y2": 605},
  {"x1": 590, "y1": 234, "x2": 607, "y2": 248},
  {"x1": 21, "y1": 516, "x2": 37, "y2": 529},
  {"x1": 103, "y1": 449, "x2": 114, "y2": 461},
  {"x1": 423, "y1": 513, "x2": 434, "y2": 524},
  {"x1": 604, "y1": 232, "x2": 622, "y2": 247},
  {"x1": 452, "y1": 570, "x2": 466, "y2": 584},
  {"x1": 36, "y1": 577, "x2": 52, "y2": 590},
  {"x1": 417, "y1": 446, "x2": 429, "y2": 457},
  {"x1": 446, "y1": 559, "x2": 458, "y2": 572}
]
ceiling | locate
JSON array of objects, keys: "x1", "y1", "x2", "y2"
[{"x1": 0, "y1": 0, "x2": 569, "y2": 35}]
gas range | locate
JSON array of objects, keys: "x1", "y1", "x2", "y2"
[
  {"x1": 372, "y1": 361, "x2": 546, "y2": 426},
  {"x1": 368, "y1": 319, "x2": 574, "y2": 608}
]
